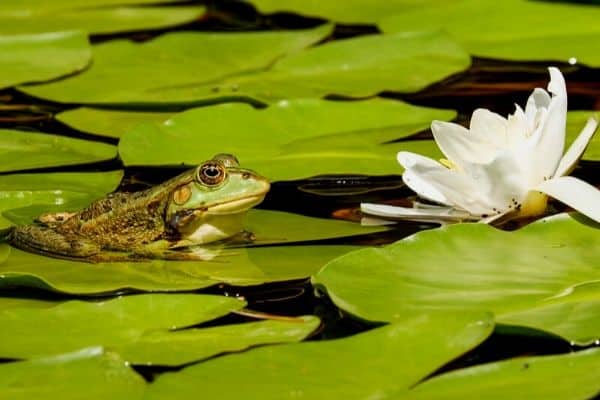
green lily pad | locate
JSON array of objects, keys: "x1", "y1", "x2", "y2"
[
  {"x1": 406, "y1": 348, "x2": 600, "y2": 400},
  {"x1": 0, "y1": 0, "x2": 187, "y2": 10},
  {"x1": 0, "y1": 129, "x2": 117, "y2": 173},
  {"x1": 0, "y1": 243, "x2": 356, "y2": 294},
  {"x1": 119, "y1": 98, "x2": 449, "y2": 180},
  {"x1": 0, "y1": 171, "x2": 123, "y2": 229},
  {"x1": 0, "y1": 6, "x2": 205, "y2": 36},
  {"x1": 380, "y1": 0, "x2": 600, "y2": 66},
  {"x1": 0, "y1": 294, "x2": 247, "y2": 359},
  {"x1": 56, "y1": 108, "x2": 171, "y2": 139},
  {"x1": 20, "y1": 25, "x2": 332, "y2": 105},
  {"x1": 119, "y1": 316, "x2": 320, "y2": 366},
  {"x1": 0, "y1": 31, "x2": 91, "y2": 89},
  {"x1": 313, "y1": 213, "x2": 600, "y2": 345},
  {"x1": 0, "y1": 347, "x2": 145, "y2": 400},
  {"x1": 145, "y1": 311, "x2": 493, "y2": 400},
  {"x1": 21, "y1": 30, "x2": 469, "y2": 105},
  {"x1": 567, "y1": 111, "x2": 600, "y2": 162},
  {"x1": 249, "y1": 0, "x2": 433, "y2": 24}
]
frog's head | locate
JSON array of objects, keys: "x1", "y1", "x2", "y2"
[{"x1": 165, "y1": 154, "x2": 270, "y2": 244}]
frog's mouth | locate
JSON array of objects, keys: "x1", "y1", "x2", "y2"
[{"x1": 203, "y1": 193, "x2": 268, "y2": 215}]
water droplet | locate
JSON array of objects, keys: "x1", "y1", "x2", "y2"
[{"x1": 568, "y1": 57, "x2": 577, "y2": 65}]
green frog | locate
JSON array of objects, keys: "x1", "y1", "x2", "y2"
[{"x1": 6, "y1": 154, "x2": 270, "y2": 263}]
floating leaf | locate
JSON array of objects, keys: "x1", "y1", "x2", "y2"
[
  {"x1": 0, "y1": 171, "x2": 123, "y2": 229},
  {"x1": 0, "y1": 0, "x2": 187, "y2": 10},
  {"x1": 119, "y1": 99, "x2": 450, "y2": 180},
  {"x1": 0, "y1": 31, "x2": 90, "y2": 89},
  {"x1": 146, "y1": 312, "x2": 493, "y2": 400},
  {"x1": 0, "y1": 129, "x2": 117, "y2": 173},
  {"x1": 567, "y1": 111, "x2": 600, "y2": 162},
  {"x1": 0, "y1": 6, "x2": 205, "y2": 36},
  {"x1": 313, "y1": 213, "x2": 600, "y2": 345},
  {"x1": 380, "y1": 0, "x2": 600, "y2": 66},
  {"x1": 119, "y1": 316, "x2": 320, "y2": 366},
  {"x1": 0, "y1": 243, "x2": 356, "y2": 294},
  {"x1": 56, "y1": 108, "x2": 171, "y2": 139},
  {"x1": 0, "y1": 347, "x2": 145, "y2": 400},
  {"x1": 406, "y1": 348, "x2": 600, "y2": 400},
  {"x1": 248, "y1": 0, "x2": 432, "y2": 24},
  {"x1": 21, "y1": 30, "x2": 469, "y2": 105},
  {"x1": 20, "y1": 26, "x2": 332, "y2": 105},
  {"x1": 0, "y1": 294, "x2": 246, "y2": 359}
]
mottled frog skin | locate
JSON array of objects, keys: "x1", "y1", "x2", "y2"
[{"x1": 7, "y1": 154, "x2": 270, "y2": 262}]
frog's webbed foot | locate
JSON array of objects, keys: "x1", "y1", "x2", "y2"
[{"x1": 8, "y1": 225, "x2": 101, "y2": 260}]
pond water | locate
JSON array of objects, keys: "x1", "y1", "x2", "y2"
[{"x1": 0, "y1": 1, "x2": 599, "y2": 398}]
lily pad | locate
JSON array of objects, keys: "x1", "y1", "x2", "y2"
[
  {"x1": 119, "y1": 99, "x2": 450, "y2": 180},
  {"x1": 56, "y1": 108, "x2": 171, "y2": 139},
  {"x1": 313, "y1": 213, "x2": 600, "y2": 345},
  {"x1": 380, "y1": 0, "x2": 600, "y2": 66},
  {"x1": 0, "y1": 243, "x2": 356, "y2": 294},
  {"x1": 0, "y1": 171, "x2": 123, "y2": 229},
  {"x1": 0, "y1": 0, "x2": 187, "y2": 10},
  {"x1": 0, "y1": 31, "x2": 91, "y2": 89},
  {"x1": 145, "y1": 311, "x2": 493, "y2": 400},
  {"x1": 567, "y1": 111, "x2": 600, "y2": 162},
  {"x1": 0, "y1": 129, "x2": 117, "y2": 173},
  {"x1": 0, "y1": 347, "x2": 145, "y2": 400},
  {"x1": 119, "y1": 316, "x2": 320, "y2": 366},
  {"x1": 20, "y1": 25, "x2": 332, "y2": 105},
  {"x1": 21, "y1": 30, "x2": 469, "y2": 105},
  {"x1": 406, "y1": 348, "x2": 600, "y2": 400},
  {"x1": 248, "y1": 0, "x2": 433, "y2": 24},
  {"x1": 0, "y1": 294, "x2": 247, "y2": 359},
  {"x1": 0, "y1": 6, "x2": 205, "y2": 36}
]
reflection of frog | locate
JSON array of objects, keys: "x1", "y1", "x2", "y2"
[{"x1": 7, "y1": 154, "x2": 270, "y2": 262}]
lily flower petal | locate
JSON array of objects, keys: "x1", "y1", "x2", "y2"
[
  {"x1": 530, "y1": 67, "x2": 567, "y2": 180},
  {"x1": 430, "y1": 120, "x2": 495, "y2": 165},
  {"x1": 535, "y1": 176, "x2": 600, "y2": 222},
  {"x1": 525, "y1": 88, "x2": 551, "y2": 125},
  {"x1": 469, "y1": 108, "x2": 508, "y2": 149},
  {"x1": 360, "y1": 203, "x2": 475, "y2": 223},
  {"x1": 554, "y1": 117, "x2": 598, "y2": 178}
]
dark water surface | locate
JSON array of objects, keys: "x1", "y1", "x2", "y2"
[{"x1": 0, "y1": 0, "x2": 599, "y2": 381}]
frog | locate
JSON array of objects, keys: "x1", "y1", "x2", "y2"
[{"x1": 6, "y1": 154, "x2": 270, "y2": 263}]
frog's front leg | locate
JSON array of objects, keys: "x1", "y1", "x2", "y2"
[
  {"x1": 8, "y1": 225, "x2": 101, "y2": 260},
  {"x1": 36, "y1": 211, "x2": 77, "y2": 226}
]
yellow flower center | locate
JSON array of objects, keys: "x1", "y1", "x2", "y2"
[{"x1": 516, "y1": 191, "x2": 548, "y2": 218}]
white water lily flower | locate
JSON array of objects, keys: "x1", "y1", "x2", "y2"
[{"x1": 362, "y1": 67, "x2": 600, "y2": 224}]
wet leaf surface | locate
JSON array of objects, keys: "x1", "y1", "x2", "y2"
[
  {"x1": 313, "y1": 213, "x2": 600, "y2": 345},
  {"x1": 0, "y1": 347, "x2": 145, "y2": 400},
  {"x1": 21, "y1": 30, "x2": 469, "y2": 105},
  {"x1": 0, "y1": 128, "x2": 117, "y2": 173},
  {"x1": 0, "y1": 5, "x2": 205, "y2": 36},
  {"x1": 119, "y1": 98, "x2": 451, "y2": 180},
  {"x1": 145, "y1": 311, "x2": 493, "y2": 400},
  {"x1": 0, "y1": 171, "x2": 123, "y2": 229},
  {"x1": 406, "y1": 348, "x2": 600, "y2": 400},
  {"x1": 0, "y1": 31, "x2": 91, "y2": 89},
  {"x1": 380, "y1": 0, "x2": 600, "y2": 66}
]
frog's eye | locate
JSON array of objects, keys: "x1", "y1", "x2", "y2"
[{"x1": 196, "y1": 162, "x2": 226, "y2": 186}]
